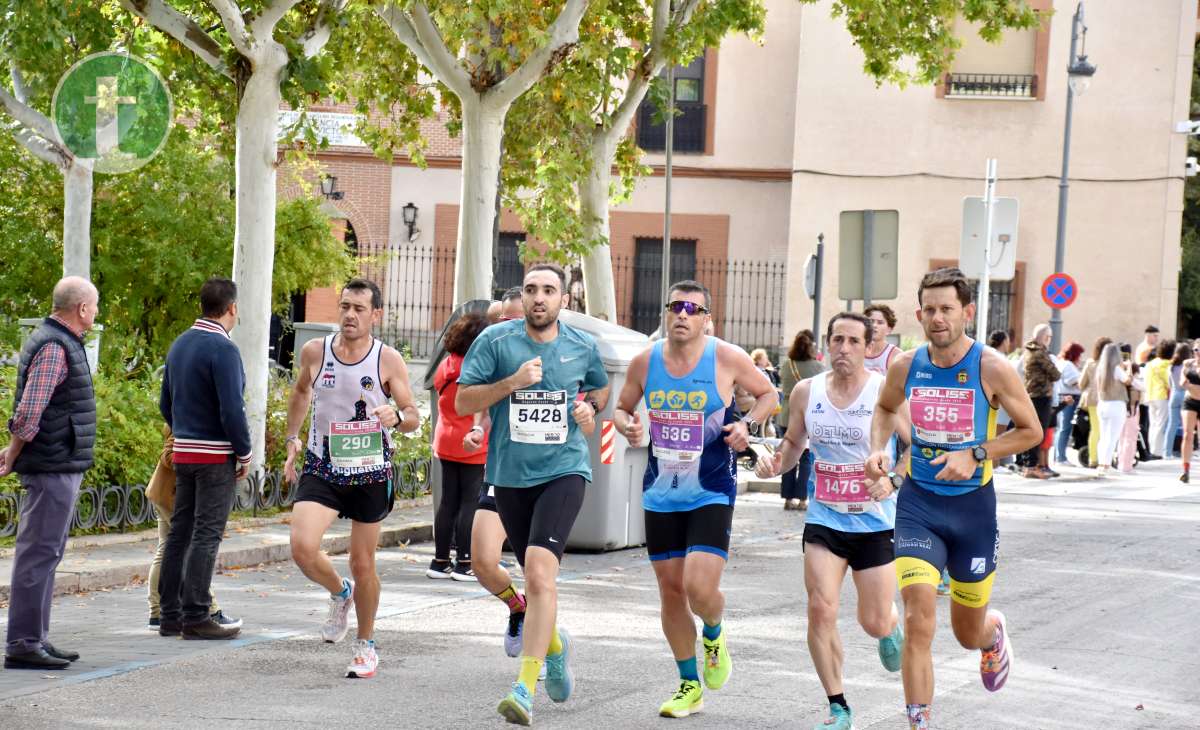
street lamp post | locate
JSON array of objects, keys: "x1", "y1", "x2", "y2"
[{"x1": 1050, "y1": 1, "x2": 1097, "y2": 353}]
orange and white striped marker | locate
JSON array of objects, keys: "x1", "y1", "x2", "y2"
[{"x1": 600, "y1": 420, "x2": 615, "y2": 464}]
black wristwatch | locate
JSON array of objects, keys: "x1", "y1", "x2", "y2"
[
  {"x1": 886, "y1": 471, "x2": 904, "y2": 492},
  {"x1": 741, "y1": 417, "x2": 762, "y2": 436},
  {"x1": 587, "y1": 398, "x2": 600, "y2": 415},
  {"x1": 971, "y1": 445, "x2": 988, "y2": 463}
]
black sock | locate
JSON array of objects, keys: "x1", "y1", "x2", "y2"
[{"x1": 828, "y1": 693, "x2": 849, "y2": 712}]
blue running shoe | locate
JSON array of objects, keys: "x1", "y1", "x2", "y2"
[
  {"x1": 814, "y1": 703, "x2": 852, "y2": 730},
  {"x1": 878, "y1": 622, "x2": 904, "y2": 672},
  {"x1": 504, "y1": 612, "x2": 525, "y2": 658},
  {"x1": 937, "y1": 568, "x2": 951, "y2": 596},
  {"x1": 544, "y1": 629, "x2": 574, "y2": 703},
  {"x1": 497, "y1": 682, "x2": 533, "y2": 726}
]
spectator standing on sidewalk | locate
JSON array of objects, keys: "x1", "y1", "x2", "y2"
[
  {"x1": 1094, "y1": 343, "x2": 1132, "y2": 477},
  {"x1": 1134, "y1": 325, "x2": 1160, "y2": 365},
  {"x1": 156, "y1": 278, "x2": 251, "y2": 640},
  {"x1": 1, "y1": 276, "x2": 98, "y2": 670},
  {"x1": 1166, "y1": 343, "x2": 1192, "y2": 458},
  {"x1": 777, "y1": 330, "x2": 824, "y2": 510},
  {"x1": 1077, "y1": 337, "x2": 1112, "y2": 468},
  {"x1": 1144, "y1": 341, "x2": 1174, "y2": 459},
  {"x1": 428, "y1": 312, "x2": 490, "y2": 581},
  {"x1": 144, "y1": 426, "x2": 238, "y2": 632},
  {"x1": 1019, "y1": 324, "x2": 1060, "y2": 479},
  {"x1": 1053, "y1": 343, "x2": 1084, "y2": 466}
]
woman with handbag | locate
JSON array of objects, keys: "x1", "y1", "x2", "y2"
[{"x1": 776, "y1": 330, "x2": 825, "y2": 510}]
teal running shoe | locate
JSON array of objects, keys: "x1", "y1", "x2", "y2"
[
  {"x1": 497, "y1": 682, "x2": 533, "y2": 726},
  {"x1": 544, "y1": 629, "x2": 574, "y2": 703},
  {"x1": 878, "y1": 622, "x2": 904, "y2": 672},
  {"x1": 937, "y1": 568, "x2": 951, "y2": 596},
  {"x1": 814, "y1": 703, "x2": 853, "y2": 730}
]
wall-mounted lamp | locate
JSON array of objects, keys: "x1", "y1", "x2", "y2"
[
  {"x1": 402, "y1": 201, "x2": 420, "y2": 242},
  {"x1": 320, "y1": 175, "x2": 344, "y2": 200}
]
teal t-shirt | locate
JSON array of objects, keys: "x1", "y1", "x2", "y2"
[{"x1": 458, "y1": 319, "x2": 608, "y2": 487}]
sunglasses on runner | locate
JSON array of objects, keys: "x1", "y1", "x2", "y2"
[{"x1": 665, "y1": 300, "x2": 709, "y2": 316}]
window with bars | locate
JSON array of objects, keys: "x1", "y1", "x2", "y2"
[{"x1": 636, "y1": 54, "x2": 707, "y2": 153}]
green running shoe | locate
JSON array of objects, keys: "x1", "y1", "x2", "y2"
[
  {"x1": 814, "y1": 703, "x2": 853, "y2": 730},
  {"x1": 702, "y1": 629, "x2": 732, "y2": 690},
  {"x1": 658, "y1": 679, "x2": 704, "y2": 718},
  {"x1": 497, "y1": 682, "x2": 533, "y2": 726},
  {"x1": 878, "y1": 622, "x2": 904, "y2": 672}
]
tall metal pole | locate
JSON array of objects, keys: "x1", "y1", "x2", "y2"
[
  {"x1": 977, "y1": 158, "x2": 998, "y2": 338},
  {"x1": 660, "y1": 62, "x2": 675, "y2": 322},
  {"x1": 862, "y1": 210, "x2": 874, "y2": 307},
  {"x1": 1050, "y1": 2, "x2": 1084, "y2": 354},
  {"x1": 812, "y1": 234, "x2": 824, "y2": 337}
]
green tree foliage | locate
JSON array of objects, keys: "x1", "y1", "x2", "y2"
[
  {"x1": 1180, "y1": 37, "x2": 1200, "y2": 330},
  {"x1": 0, "y1": 125, "x2": 355, "y2": 366}
]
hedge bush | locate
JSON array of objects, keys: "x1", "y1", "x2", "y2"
[{"x1": 0, "y1": 365, "x2": 431, "y2": 493}]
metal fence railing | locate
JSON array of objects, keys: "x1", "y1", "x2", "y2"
[{"x1": 944, "y1": 73, "x2": 1037, "y2": 98}]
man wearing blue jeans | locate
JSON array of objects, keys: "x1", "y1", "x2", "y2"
[{"x1": 157, "y1": 278, "x2": 252, "y2": 640}]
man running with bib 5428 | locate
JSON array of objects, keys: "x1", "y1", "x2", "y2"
[{"x1": 865, "y1": 268, "x2": 1042, "y2": 730}]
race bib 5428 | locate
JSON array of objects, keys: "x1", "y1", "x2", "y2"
[{"x1": 509, "y1": 390, "x2": 569, "y2": 444}]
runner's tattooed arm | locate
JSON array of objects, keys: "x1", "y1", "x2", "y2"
[
  {"x1": 866, "y1": 350, "x2": 914, "y2": 481},
  {"x1": 756, "y1": 378, "x2": 810, "y2": 479},
  {"x1": 613, "y1": 349, "x2": 651, "y2": 445},
  {"x1": 377, "y1": 345, "x2": 420, "y2": 433}
]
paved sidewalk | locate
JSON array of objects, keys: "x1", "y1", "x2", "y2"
[{"x1": 0, "y1": 496, "x2": 434, "y2": 602}]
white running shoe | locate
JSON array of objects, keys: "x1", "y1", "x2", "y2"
[
  {"x1": 320, "y1": 582, "x2": 354, "y2": 643},
  {"x1": 345, "y1": 639, "x2": 378, "y2": 679}
]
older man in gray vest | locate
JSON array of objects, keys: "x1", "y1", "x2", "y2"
[{"x1": 1, "y1": 277, "x2": 98, "y2": 670}]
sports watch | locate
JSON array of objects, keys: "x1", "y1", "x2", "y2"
[
  {"x1": 971, "y1": 445, "x2": 988, "y2": 463},
  {"x1": 886, "y1": 471, "x2": 904, "y2": 492},
  {"x1": 741, "y1": 417, "x2": 762, "y2": 436}
]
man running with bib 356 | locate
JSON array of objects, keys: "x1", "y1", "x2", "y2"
[
  {"x1": 456, "y1": 264, "x2": 608, "y2": 726},
  {"x1": 614, "y1": 280, "x2": 777, "y2": 719},
  {"x1": 283, "y1": 279, "x2": 421, "y2": 679},
  {"x1": 865, "y1": 268, "x2": 1042, "y2": 730},
  {"x1": 757, "y1": 312, "x2": 908, "y2": 730}
]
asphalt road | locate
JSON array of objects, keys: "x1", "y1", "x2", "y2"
[{"x1": 1, "y1": 465, "x2": 1197, "y2": 729}]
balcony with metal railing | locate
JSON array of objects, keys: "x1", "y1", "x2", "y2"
[{"x1": 944, "y1": 73, "x2": 1038, "y2": 99}]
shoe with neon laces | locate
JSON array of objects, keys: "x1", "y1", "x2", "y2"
[
  {"x1": 814, "y1": 703, "x2": 852, "y2": 730},
  {"x1": 504, "y1": 611, "x2": 525, "y2": 658},
  {"x1": 878, "y1": 622, "x2": 904, "y2": 672},
  {"x1": 658, "y1": 680, "x2": 703, "y2": 718},
  {"x1": 980, "y1": 609, "x2": 1013, "y2": 692},
  {"x1": 702, "y1": 629, "x2": 732, "y2": 690},
  {"x1": 497, "y1": 682, "x2": 533, "y2": 725},
  {"x1": 544, "y1": 629, "x2": 574, "y2": 702},
  {"x1": 320, "y1": 580, "x2": 354, "y2": 643},
  {"x1": 345, "y1": 639, "x2": 378, "y2": 679}
]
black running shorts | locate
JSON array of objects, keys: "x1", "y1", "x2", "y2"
[
  {"x1": 802, "y1": 522, "x2": 895, "y2": 572},
  {"x1": 492, "y1": 475, "x2": 586, "y2": 565},
  {"x1": 295, "y1": 472, "x2": 394, "y2": 524},
  {"x1": 644, "y1": 504, "x2": 734, "y2": 562}
]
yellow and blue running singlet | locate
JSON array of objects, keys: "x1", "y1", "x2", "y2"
[{"x1": 895, "y1": 341, "x2": 1000, "y2": 607}]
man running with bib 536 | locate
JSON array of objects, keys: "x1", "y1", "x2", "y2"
[
  {"x1": 865, "y1": 268, "x2": 1042, "y2": 730},
  {"x1": 615, "y1": 279, "x2": 777, "y2": 719},
  {"x1": 757, "y1": 312, "x2": 908, "y2": 730},
  {"x1": 456, "y1": 264, "x2": 608, "y2": 726}
]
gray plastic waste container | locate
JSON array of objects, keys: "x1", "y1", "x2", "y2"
[{"x1": 557, "y1": 310, "x2": 651, "y2": 551}]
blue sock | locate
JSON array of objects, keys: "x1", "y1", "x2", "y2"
[
  {"x1": 702, "y1": 621, "x2": 722, "y2": 641},
  {"x1": 334, "y1": 578, "x2": 351, "y2": 599},
  {"x1": 676, "y1": 656, "x2": 699, "y2": 682}
]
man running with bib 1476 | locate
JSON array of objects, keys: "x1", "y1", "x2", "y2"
[
  {"x1": 615, "y1": 280, "x2": 777, "y2": 719},
  {"x1": 756, "y1": 311, "x2": 909, "y2": 730},
  {"x1": 283, "y1": 279, "x2": 421, "y2": 679},
  {"x1": 456, "y1": 264, "x2": 608, "y2": 726},
  {"x1": 865, "y1": 267, "x2": 1042, "y2": 730}
]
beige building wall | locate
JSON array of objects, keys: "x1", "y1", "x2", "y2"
[{"x1": 785, "y1": 0, "x2": 1196, "y2": 348}]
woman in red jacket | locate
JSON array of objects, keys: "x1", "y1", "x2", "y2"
[{"x1": 428, "y1": 312, "x2": 490, "y2": 580}]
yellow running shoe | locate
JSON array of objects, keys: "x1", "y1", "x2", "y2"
[
  {"x1": 659, "y1": 679, "x2": 704, "y2": 718},
  {"x1": 702, "y1": 630, "x2": 732, "y2": 690}
]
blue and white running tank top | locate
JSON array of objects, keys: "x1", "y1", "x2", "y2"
[
  {"x1": 804, "y1": 371, "x2": 896, "y2": 534},
  {"x1": 642, "y1": 337, "x2": 739, "y2": 512}
]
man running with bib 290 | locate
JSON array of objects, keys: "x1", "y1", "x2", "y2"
[
  {"x1": 456, "y1": 264, "x2": 608, "y2": 726},
  {"x1": 865, "y1": 268, "x2": 1041, "y2": 730},
  {"x1": 614, "y1": 280, "x2": 777, "y2": 719},
  {"x1": 757, "y1": 312, "x2": 908, "y2": 730}
]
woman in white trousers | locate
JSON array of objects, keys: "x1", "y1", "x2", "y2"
[{"x1": 1095, "y1": 343, "x2": 1130, "y2": 476}]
